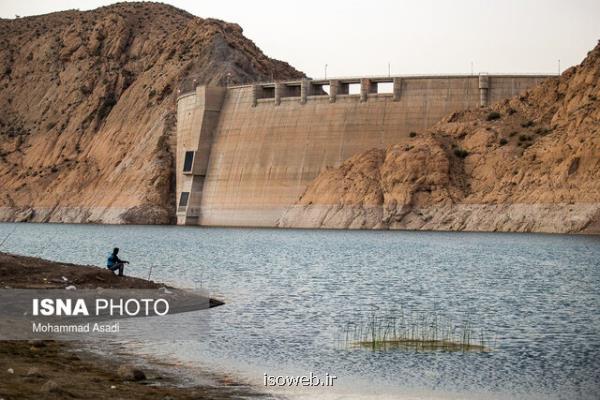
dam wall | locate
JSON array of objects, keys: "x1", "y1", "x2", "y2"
[
  {"x1": 176, "y1": 75, "x2": 550, "y2": 226},
  {"x1": 176, "y1": 86, "x2": 226, "y2": 225}
]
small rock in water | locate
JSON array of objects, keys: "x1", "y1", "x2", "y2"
[
  {"x1": 40, "y1": 379, "x2": 60, "y2": 393},
  {"x1": 7, "y1": 368, "x2": 14, "y2": 374},
  {"x1": 132, "y1": 369, "x2": 146, "y2": 381},
  {"x1": 62, "y1": 276, "x2": 68, "y2": 281},
  {"x1": 65, "y1": 285, "x2": 76, "y2": 291}
]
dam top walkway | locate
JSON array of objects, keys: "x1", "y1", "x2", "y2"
[
  {"x1": 178, "y1": 72, "x2": 554, "y2": 98},
  {"x1": 177, "y1": 73, "x2": 554, "y2": 107}
]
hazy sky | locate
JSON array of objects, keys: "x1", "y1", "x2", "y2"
[{"x1": 1, "y1": 0, "x2": 599, "y2": 78}]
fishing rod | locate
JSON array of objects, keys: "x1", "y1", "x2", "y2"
[
  {"x1": 147, "y1": 265, "x2": 154, "y2": 282},
  {"x1": 0, "y1": 225, "x2": 17, "y2": 250}
]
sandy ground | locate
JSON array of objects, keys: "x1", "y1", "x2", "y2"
[{"x1": 0, "y1": 251, "x2": 271, "y2": 400}]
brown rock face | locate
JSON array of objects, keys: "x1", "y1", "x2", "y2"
[
  {"x1": 279, "y1": 42, "x2": 600, "y2": 233},
  {"x1": 0, "y1": 2, "x2": 303, "y2": 224}
]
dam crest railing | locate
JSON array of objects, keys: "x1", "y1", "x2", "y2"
[{"x1": 178, "y1": 73, "x2": 554, "y2": 107}]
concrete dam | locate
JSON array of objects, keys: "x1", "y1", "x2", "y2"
[{"x1": 175, "y1": 75, "x2": 550, "y2": 227}]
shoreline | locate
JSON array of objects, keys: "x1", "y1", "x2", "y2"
[
  {"x1": 0, "y1": 251, "x2": 270, "y2": 399},
  {"x1": 2, "y1": 219, "x2": 599, "y2": 236},
  {"x1": 0, "y1": 340, "x2": 272, "y2": 400}
]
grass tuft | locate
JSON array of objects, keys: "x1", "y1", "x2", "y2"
[{"x1": 340, "y1": 308, "x2": 494, "y2": 353}]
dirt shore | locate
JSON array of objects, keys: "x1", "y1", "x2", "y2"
[{"x1": 0, "y1": 252, "x2": 268, "y2": 400}]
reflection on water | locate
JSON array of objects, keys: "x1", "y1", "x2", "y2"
[{"x1": 1, "y1": 223, "x2": 599, "y2": 399}]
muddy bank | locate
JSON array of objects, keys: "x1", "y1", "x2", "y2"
[
  {"x1": 0, "y1": 251, "x2": 166, "y2": 290},
  {"x1": 0, "y1": 251, "x2": 222, "y2": 307},
  {"x1": 0, "y1": 340, "x2": 271, "y2": 400},
  {"x1": 0, "y1": 252, "x2": 267, "y2": 400}
]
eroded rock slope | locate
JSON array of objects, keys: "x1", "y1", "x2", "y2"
[
  {"x1": 0, "y1": 2, "x2": 302, "y2": 223},
  {"x1": 279, "y1": 42, "x2": 600, "y2": 233}
]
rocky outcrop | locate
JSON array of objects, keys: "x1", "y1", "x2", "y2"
[
  {"x1": 279, "y1": 42, "x2": 600, "y2": 233},
  {"x1": 0, "y1": 2, "x2": 303, "y2": 224}
]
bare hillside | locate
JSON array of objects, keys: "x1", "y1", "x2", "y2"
[{"x1": 0, "y1": 2, "x2": 303, "y2": 224}]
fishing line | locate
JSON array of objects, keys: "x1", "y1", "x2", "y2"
[{"x1": 0, "y1": 224, "x2": 17, "y2": 249}]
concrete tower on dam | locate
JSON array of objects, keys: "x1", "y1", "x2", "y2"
[{"x1": 176, "y1": 74, "x2": 550, "y2": 227}]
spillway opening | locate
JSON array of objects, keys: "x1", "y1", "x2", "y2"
[
  {"x1": 260, "y1": 86, "x2": 275, "y2": 99},
  {"x1": 348, "y1": 83, "x2": 361, "y2": 95},
  {"x1": 311, "y1": 83, "x2": 330, "y2": 96},
  {"x1": 284, "y1": 84, "x2": 301, "y2": 97},
  {"x1": 377, "y1": 82, "x2": 394, "y2": 94}
]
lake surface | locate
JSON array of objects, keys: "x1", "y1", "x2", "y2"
[{"x1": 1, "y1": 223, "x2": 599, "y2": 399}]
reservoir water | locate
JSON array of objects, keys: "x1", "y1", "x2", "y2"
[{"x1": 1, "y1": 223, "x2": 599, "y2": 399}]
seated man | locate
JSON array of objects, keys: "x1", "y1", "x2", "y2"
[{"x1": 106, "y1": 247, "x2": 129, "y2": 277}]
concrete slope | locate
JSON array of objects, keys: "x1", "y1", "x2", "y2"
[{"x1": 177, "y1": 75, "x2": 547, "y2": 226}]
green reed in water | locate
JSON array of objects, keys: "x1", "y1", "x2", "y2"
[{"x1": 341, "y1": 308, "x2": 493, "y2": 352}]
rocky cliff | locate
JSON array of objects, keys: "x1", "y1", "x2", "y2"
[
  {"x1": 0, "y1": 2, "x2": 303, "y2": 224},
  {"x1": 279, "y1": 42, "x2": 600, "y2": 233}
]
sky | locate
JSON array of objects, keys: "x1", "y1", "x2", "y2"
[{"x1": 1, "y1": 0, "x2": 599, "y2": 78}]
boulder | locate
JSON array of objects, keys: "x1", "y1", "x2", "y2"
[{"x1": 117, "y1": 365, "x2": 146, "y2": 381}]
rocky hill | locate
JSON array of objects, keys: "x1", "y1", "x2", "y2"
[
  {"x1": 279, "y1": 42, "x2": 600, "y2": 233},
  {"x1": 0, "y1": 2, "x2": 303, "y2": 224}
]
